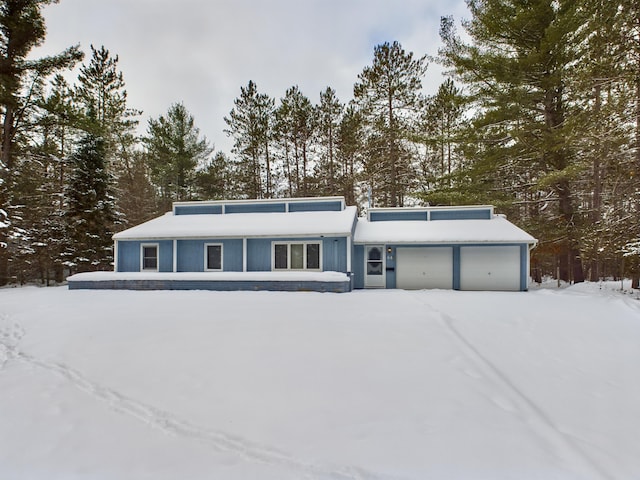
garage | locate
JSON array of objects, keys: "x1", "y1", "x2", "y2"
[
  {"x1": 396, "y1": 247, "x2": 453, "y2": 290},
  {"x1": 460, "y1": 246, "x2": 521, "y2": 291}
]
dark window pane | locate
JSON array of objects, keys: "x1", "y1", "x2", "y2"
[
  {"x1": 143, "y1": 246, "x2": 157, "y2": 270},
  {"x1": 291, "y1": 244, "x2": 304, "y2": 269},
  {"x1": 368, "y1": 247, "x2": 382, "y2": 261},
  {"x1": 367, "y1": 261, "x2": 383, "y2": 275},
  {"x1": 274, "y1": 244, "x2": 288, "y2": 269},
  {"x1": 207, "y1": 245, "x2": 222, "y2": 270},
  {"x1": 306, "y1": 243, "x2": 320, "y2": 269}
]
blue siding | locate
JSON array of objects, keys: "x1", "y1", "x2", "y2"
[
  {"x1": 174, "y1": 204, "x2": 222, "y2": 215},
  {"x1": 247, "y1": 239, "x2": 272, "y2": 271},
  {"x1": 370, "y1": 211, "x2": 427, "y2": 222},
  {"x1": 225, "y1": 203, "x2": 286, "y2": 214},
  {"x1": 353, "y1": 245, "x2": 364, "y2": 289},
  {"x1": 177, "y1": 239, "x2": 243, "y2": 272},
  {"x1": 322, "y1": 237, "x2": 347, "y2": 272},
  {"x1": 224, "y1": 240, "x2": 244, "y2": 271},
  {"x1": 430, "y1": 209, "x2": 492, "y2": 220},
  {"x1": 117, "y1": 241, "x2": 140, "y2": 272},
  {"x1": 289, "y1": 200, "x2": 342, "y2": 212},
  {"x1": 177, "y1": 240, "x2": 203, "y2": 272},
  {"x1": 385, "y1": 246, "x2": 396, "y2": 288},
  {"x1": 117, "y1": 240, "x2": 173, "y2": 272},
  {"x1": 158, "y1": 241, "x2": 173, "y2": 272}
]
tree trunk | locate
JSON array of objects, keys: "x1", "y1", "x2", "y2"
[{"x1": 590, "y1": 83, "x2": 602, "y2": 281}]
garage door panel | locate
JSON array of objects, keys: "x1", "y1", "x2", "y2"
[
  {"x1": 397, "y1": 247, "x2": 453, "y2": 290},
  {"x1": 460, "y1": 246, "x2": 520, "y2": 291}
]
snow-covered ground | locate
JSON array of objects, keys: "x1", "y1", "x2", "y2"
[{"x1": 1, "y1": 282, "x2": 639, "y2": 479}]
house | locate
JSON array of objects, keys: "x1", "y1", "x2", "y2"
[{"x1": 67, "y1": 196, "x2": 537, "y2": 292}]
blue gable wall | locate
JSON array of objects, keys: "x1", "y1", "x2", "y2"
[
  {"x1": 288, "y1": 200, "x2": 342, "y2": 212},
  {"x1": 177, "y1": 239, "x2": 243, "y2": 272},
  {"x1": 226, "y1": 203, "x2": 286, "y2": 214},
  {"x1": 174, "y1": 204, "x2": 222, "y2": 215},
  {"x1": 430, "y1": 209, "x2": 492, "y2": 220},
  {"x1": 353, "y1": 245, "x2": 364, "y2": 289},
  {"x1": 117, "y1": 240, "x2": 173, "y2": 272},
  {"x1": 370, "y1": 211, "x2": 428, "y2": 222}
]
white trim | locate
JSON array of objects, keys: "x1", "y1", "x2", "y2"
[
  {"x1": 204, "y1": 243, "x2": 224, "y2": 271},
  {"x1": 172, "y1": 239, "x2": 177, "y2": 272},
  {"x1": 364, "y1": 245, "x2": 386, "y2": 288},
  {"x1": 140, "y1": 243, "x2": 159, "y2": 272},
  {"x1": 114, "y1": 232, "x2": 352, "y2": 241},
  {"x1": 346, "y1": 235, "x2": 352, "y2": 273},
  {"x1": 271, "y1": 241, "x2": 323, "y2": 271},
  {"x1": 114, "y1": 240, "x2": 119, "y2": 272},
  {"x1": 173, "y1": 196, "x2": 345, "y2": 209}
]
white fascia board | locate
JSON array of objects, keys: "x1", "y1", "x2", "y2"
[
  {"x1": 114, "y1": 232, "x2": 353, "y2": 241},
  {"x1": 172, "y1": 196, "x2": 346, "y2": 209}
]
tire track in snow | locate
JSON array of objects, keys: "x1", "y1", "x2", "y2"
[
  {"x1": 0, "y1": 321, "x2": 395, "y2": 480},
  {"x1": 406, "y1": 291, "x2": 615, "y2": 480}
]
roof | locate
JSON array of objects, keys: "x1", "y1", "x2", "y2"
[
  {"x1": 113, "y1": 206, "x2": 358, "y2": 240},
  {"x1": 353, "y1": 215, "x2": 537, "y2": 245}
]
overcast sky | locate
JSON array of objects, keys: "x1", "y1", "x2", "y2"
[{"x1": 35, "y1": 0, "x2": 469, "y2": 154}]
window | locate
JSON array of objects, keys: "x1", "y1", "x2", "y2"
[
  {"x1": 272, "y1": 242, "x2": 321, "y2": 271},
  {"x1": 367, "y1": 246, "x2": 383, "y2": 275},
  {"x1": 205, "y1": 243, "x2": 223, "y2": 271},
  {"x1": 141, "y1": 244, "x2": 158, "y2": 271}
]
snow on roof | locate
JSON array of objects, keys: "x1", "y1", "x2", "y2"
[
  {"x1": 354, "y1": 215, "x2": 537, "y2": 245},
  {"x1": 113, "y1": 206, "x2": 358, "y2": 240}
]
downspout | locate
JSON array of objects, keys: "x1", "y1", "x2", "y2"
[
  {"x1": 243, "y1": 238, "x2": 248, "y2": 272},
  {"x1": 347, "y1": 235, "x2": 352, "y2": 274},
  {"x1": 173, "y1": 239, "x2": 177, "y2": 272}
]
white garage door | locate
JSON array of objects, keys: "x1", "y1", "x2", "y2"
[
  {"x1": 460, "y1": 246, "x2": 520, "y2": 291},
  {"x1": 396, "y1": 247, "x2": 453, "y2": 290}
]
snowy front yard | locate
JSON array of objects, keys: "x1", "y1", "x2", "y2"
[{"x1": 1, "y1": 284, "x2": 639, "y2": 479}]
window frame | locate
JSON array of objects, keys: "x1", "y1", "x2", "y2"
[
  {"x1": 271, "y1": 241, "x2": 322, "y2": 271},
  {"x1": 204, "y1": 243, "x2": 224, "y2": 271},
  {"x1": 141, "y1": 243, "x2": 159, "y2": 272}
]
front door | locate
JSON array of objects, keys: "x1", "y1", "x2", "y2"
[{"x1": 365, "y1": 245, "x2": 386, "y2": 288}]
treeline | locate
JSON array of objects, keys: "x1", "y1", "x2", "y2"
[{"x1": 0, "y1": 0, "x2": 638, "y2": 286}]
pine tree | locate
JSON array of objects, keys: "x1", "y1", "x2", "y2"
[
  {"x1": 224, "y1": 81, "x2": 275, "y2": 199},
  {"x1": 335, "y1": 104, "x2": 363, "y2": 206},
  {"x1": 274, "y1": 86, "x2": 316, "y2": 197},
  {"x1": 439, "y1": 1, "x2": 586, "y2": 282},
  {"x1": 0, "y1": 0, "x2": 82, "y2": 285},
  {"x1": 75, "y1": 45, "x2": 139, "y2": 140},
  {"x1": 194, "y1": 151, "x2": 232, "y2": 200},
  {"x1": 422, "y1": 80, "x2": 466, "y2": 184},
  {"x1": 116, "y1": 149, "x2": 158, "y2": 225},
  {"x1": 144, "y1": 102, "x2": 212, "y2": 210},
  {"x1": 354, "y1": 41, "x2": 428, "y2": 207},
  {"x1": 74, "y1": 45, "x2": 141, "y2": 229},
  {"x1": 315, "y1": 87, "x2": 343, "y2": 196},
  {"x1": 64, "y1": 134, "x2": 117, "y2": 273}
]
